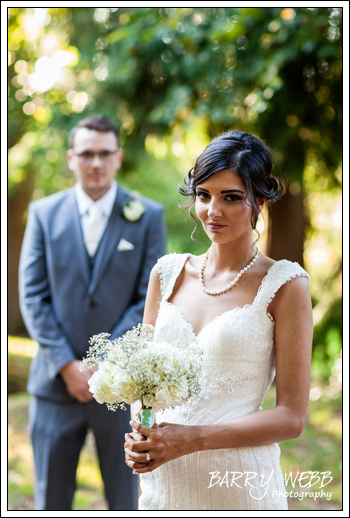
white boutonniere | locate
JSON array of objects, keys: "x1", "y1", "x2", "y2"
[{"x1": 121, "y1": 194, "x2": 146, "y2": 222}]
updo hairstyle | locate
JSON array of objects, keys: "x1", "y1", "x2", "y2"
[{"x1": 179, "y1": 130, "x2": 287, "y2": 239}]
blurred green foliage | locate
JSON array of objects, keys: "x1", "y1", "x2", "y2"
[
  {"x1": 8, "y1": 7, "x2": 342, "y2": 190},
  {"x1": 312, "y1": 299, "x2": 342, "y2": 380},
  {"x1": 263, "y1": 386, "x2": 342, "y2": 510},
  {"x1": 8, "y1": 7, "x2": 342, "y2": 379},
  {"x1": 96, "y1": 7, "x2": 342, "y2": 184}
]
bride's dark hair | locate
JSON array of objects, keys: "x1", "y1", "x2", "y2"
[{"x1": 179, "y1": 130, "x2": 287, "y2": 240}]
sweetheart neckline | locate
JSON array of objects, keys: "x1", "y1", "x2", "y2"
[
  {"x1": 161, "y1": 258, "x2": 279, "y2": 337},
  {"x1": 162, "y1": 299, "x2": 273, "y2": 338}
]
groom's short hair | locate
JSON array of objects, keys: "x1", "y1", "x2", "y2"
[{"x1": 69, "y1": 114, "x2": 120, "y2": 149}]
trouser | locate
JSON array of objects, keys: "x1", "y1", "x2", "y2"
[{"x1": 29, "y1": 396, "x2": 138, "y2": 510}]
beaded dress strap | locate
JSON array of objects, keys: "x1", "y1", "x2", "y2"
[
  {"x1": 253, "y1": 259, "x2": 311, "y2": 313},
  {"x1": 157, "y1": 253, "x2": 191, "y2": 302}
]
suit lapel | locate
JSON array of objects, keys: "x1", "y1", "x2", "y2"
[
  {"x1": 88, "y1": 187, "x2": 130, "y2": 297},
  {"x1": 64, "y1": 188, "x2": 90, "y2": 285}
]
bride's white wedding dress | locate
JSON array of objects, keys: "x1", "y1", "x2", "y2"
[{"x1": 139, "y1": 253, "x2": 310, "y2": 510}]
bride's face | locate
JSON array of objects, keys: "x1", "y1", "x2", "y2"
[{"x1": 195, "y1": 169, "x2": 263, "y2": 245}]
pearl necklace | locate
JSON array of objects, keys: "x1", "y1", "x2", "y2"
[{"x1": 199, "y1": 249, "x2": 259, "y2": 296}]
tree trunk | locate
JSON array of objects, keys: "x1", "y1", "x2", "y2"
[
  {"x1": 8, "y1": 173, "x2": 34, "y2": 336},
  {"x1": 267, "y1": 190, "x2": 305, "y2": 267}
]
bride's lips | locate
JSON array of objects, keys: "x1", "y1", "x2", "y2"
[{"x1": 207, "y1": 222, "x2": 227, "y2": 230}]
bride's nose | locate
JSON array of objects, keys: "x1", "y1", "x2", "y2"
[{"x1": 207, "y1": 198, "x2": 223, "y2": 218}]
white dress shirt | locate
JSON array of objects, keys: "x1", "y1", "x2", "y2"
[{"x1": 75, "y1": 180, "x2": 118, "y2": 252}]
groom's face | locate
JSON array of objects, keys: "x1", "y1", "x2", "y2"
[{"x1": 67, "y1": 128, "x2": 123, "y2": 201}]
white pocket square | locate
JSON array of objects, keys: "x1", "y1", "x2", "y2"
[{"x1": 117, "y1": 238, "x2": 135, "y2": 251}]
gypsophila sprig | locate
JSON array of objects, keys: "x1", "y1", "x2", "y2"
[{"x1": 80, "y1": 324, "x2": 202, "y2": 414}]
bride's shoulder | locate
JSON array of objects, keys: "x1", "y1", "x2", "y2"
[
  {"x1": 157, "y1": 252, "x2": 190, "y2": 267},
  {"x1": 268, "y1": 258, "x2": 311, "y2": 282},
  {"x1": 156, "y1": 252, "x2": 205, "y2": 284},
  {"x1": 157, "y1": 252, "x2": 204, "y2": 267},
  {"x1": 158, "y1": 252, "x2": 188, "y2": 260},
  {"x1": 258, "y1": 253, "x2": 310, "y2": 280},
  {"x1": 156, "y1": 252, "x2": 191, "y2": 282}
]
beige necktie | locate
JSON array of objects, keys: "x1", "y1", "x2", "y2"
[{"x1": 84, "y1": 203, "x2": 105, "y2": 256}]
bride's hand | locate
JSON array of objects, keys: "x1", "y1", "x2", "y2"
[
  {"x1": 124, "y1": 423, "x2": 158, "y2": 471},
  {"x1": 124, "y1": 420, "x2": 196, "y2": 473}
]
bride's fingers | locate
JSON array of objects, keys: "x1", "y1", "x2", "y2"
[
  {"x1": 129, "y1": 420, "x2": 150, "y2": 436},
  {"x1": 126, "y1": 458, "x2": 149, "y2": 468},
  {"x1": 125, "y1": 448, "x2": 151, "y2": 464},
  {"x1": 132, "y1": 462, "x2": 158, "y2": 474},
  {"x1": 130, "y1": 420, "x2": 158, "y2": 437},
  {"x1": 124, "y1": 432, "x2": 146, "y2": 449},
  {"x1": 157, "y1": 421, "x2": 170, "y2": 428},
  {"x1": 125, "y1": 454, "x2": 153, "y2": 470},
  {"x1": 126, "y1": 431, "x2": 146, "y2": 442}
]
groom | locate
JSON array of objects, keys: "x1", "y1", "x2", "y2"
[{"x1": 19, "y1": 114, "x2": 166, "y2": 510}]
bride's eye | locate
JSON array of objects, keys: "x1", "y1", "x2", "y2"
[
  {"x1": 196, "y1": 191, "x2": 210, "y2": 200},
  {"x1": 226, "y1": 194, "x2": 242, "y2": 202}
]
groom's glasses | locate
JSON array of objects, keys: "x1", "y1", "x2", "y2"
[{"x1": 74, "y1": 150, "x2": 118, "y2": 163}]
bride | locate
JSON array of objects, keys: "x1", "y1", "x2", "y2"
[{"x1": 124, "y1": 130, "x2": 313, "y2": 510}]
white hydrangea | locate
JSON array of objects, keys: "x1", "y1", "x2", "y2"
[
  {"x1": 80, "y1": 324, "x2": 202, "y2": 413},
  {"x1": 88, "y1": 361, "x2": 118, "y2": 404},
  {"x1": 111, "y1": 371, "x2": 138, "y2": 405}
]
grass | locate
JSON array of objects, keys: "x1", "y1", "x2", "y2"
[
  {"x1": 8, "y1": 337, "x2": 107, "y2": 510},
  {"x1": 8, "y1": 392, "x2": 107, "y2": 510},
  {"x1": 8, "y1": 337, "x2": 342, "y2": 511},
  {"x1": 8, "y1": 336, "x2": 38, "y2": 393}
]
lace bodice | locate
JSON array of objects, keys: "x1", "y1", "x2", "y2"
[
  {"x1": 139, "y1": 253, "x2": 310, "y2": 510},
  {"x1": 154, "y1": 253, "x2": 310, "y2": 426}
]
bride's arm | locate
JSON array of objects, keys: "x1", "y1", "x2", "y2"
[
  {"x1": 142, "y1": 262, "x2": 162, "y2": 326},
  {"x1": 126, "y1": 263, "x2": 162, "y2": 450},
  {"x1": 125, "y1": 275, "x2": 313, "y2": 473}
]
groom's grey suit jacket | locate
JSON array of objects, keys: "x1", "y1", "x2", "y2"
[{"x1": 19, "y1": 185, "x2": 166, "y2": 402}]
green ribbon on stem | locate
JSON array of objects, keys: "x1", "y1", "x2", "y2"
[{"x1": 140, "y1": 407, "x2": 154, "y2": 428}]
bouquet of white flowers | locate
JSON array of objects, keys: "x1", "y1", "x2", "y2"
[{"x1": 80, "y1": 324, "x2": 202, "y2": 427}]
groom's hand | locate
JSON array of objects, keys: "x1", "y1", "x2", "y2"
[{"x1": 59, "y1": 360, "x2": 96, "y2": 402}]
